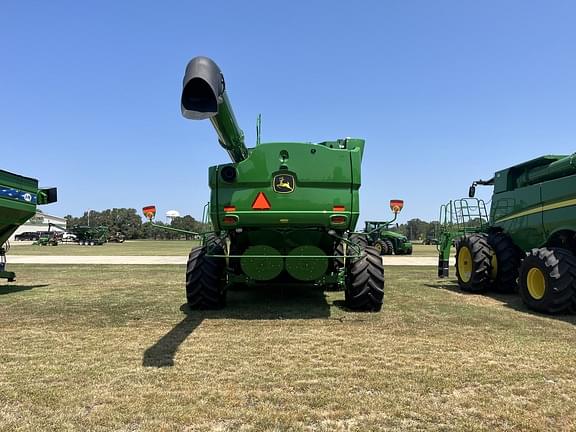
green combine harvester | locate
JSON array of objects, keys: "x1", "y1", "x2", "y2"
[
  {"x1": 146, "y1": 56, "x2": 385, "y2": 311},
  {"x1": 362, "y1": 200, "x2": 413, "y2": 255},
  {"x1": 438, "y1": 154, "x2": 576, "y2": 314},
  {"x1": 0, "y1": 169, "x2": 57, "y2": 281}
]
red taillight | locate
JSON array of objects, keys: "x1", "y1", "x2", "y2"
[
  {"x1": 223, "y1": 216, "x2": 237, "y2": 225},
  {"x1": 330, "y1": 216, "x2": 347, "y2": 224},
  {"x1": 252, "y1": 192, "x2": 271, "y2": 210},
  {"x1": 333, "y1": 205, "x2": 346, "y2": 212},
  {"x1": 224, "y1": 206, "x2": 236, "y2": 212}
]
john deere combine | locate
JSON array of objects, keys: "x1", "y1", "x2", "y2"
[
  {"x1": 0, "y1": 169, "x2": 57, "y2": 281},
  {"x1": 149, "y1": 56, "x2": 384, "y2": 311},
  {"x1": 438, "y1": 154, "x2": 576, "y2": 313}
]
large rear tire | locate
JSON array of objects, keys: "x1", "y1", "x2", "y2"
[
  {"x1": 345, "y1": 246, "x2": 385, "y2": 311},
  {"x1": 374, "y1": 240, "x2": 387, "y2": 255},
  {"x1": 518, "y1": 248, "x2": 576, "y2": 314},
  {"x1": 455, "y1": 234, "x2": 493, "y2": 293},
  {"x1": 383, "y1": 239, "x2": 394, "y2": 255},
  {"x1": 487, "y1": 232, "x2": 522, "y2": 293},
  {"x1": 185, "y1": 240, "x2": 227, "y2": 309}
]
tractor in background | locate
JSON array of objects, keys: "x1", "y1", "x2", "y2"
[
  {"x1": 362, "y1": 200, "x2": 412, "y2": 255},
  {"x1": 438, "y1": 154, "x2": 576, "y2": 314}
]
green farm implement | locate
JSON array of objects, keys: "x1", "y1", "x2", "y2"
[
  {"x1": 70, "y1": 225, "x2": 108, "y2": 246},
  {"x1": 0, "y1": 169, "x2": 57, "y2": 280},
  {"x1": 147, "y1": 56, "x2": 384, "y2": 311},
  {"x1": 438, "y1": 154, "x2": 576, "y2": 313},
  {"x1": 362, "y1": 200, "x2": 412, "y2": 255}
]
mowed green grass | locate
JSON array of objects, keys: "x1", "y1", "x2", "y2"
[
  {"x1": 1, "y1": 265, "x2": 575, "y2": 431},
  {"x1": 7, "y1": 240, "x2": 200, "y2": 256},
  {"x1": 8, "y1": 240, "x2": 447, "y2": 258}
]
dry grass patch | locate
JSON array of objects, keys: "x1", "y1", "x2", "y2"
[{"x1": 1, "y1": 265, "x2": 575, "y2": 431}]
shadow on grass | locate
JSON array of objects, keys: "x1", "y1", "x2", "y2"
[
  {"x1": 0, "y1": 284, "x2": 49, "y2": 295},
  {"x1": 143, "y1": 285, "x2": 331, "y2": 368},
  {"x1": 427, "y1": 280, "x2": 576, "y2": 326}
]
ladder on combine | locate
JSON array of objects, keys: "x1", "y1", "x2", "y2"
[{"x1": 437, "y1": 198, "x2": 489, "y2": 277}]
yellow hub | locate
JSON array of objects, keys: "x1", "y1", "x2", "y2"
[
  {"x1": 490, "y1": 253, "x2": 498, "y2": 281},
  {"x1": 457, "y1": 246, "x2": 473, "y2": 283},
  {"x1": 375, "y1": 243, "x2": 382, "y2": 253},
  {"x1": 526, "y1": 267, "x2": 546, "y2": 300}
]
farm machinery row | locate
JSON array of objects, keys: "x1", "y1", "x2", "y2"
[{"x1": 32, "y1": 224, "x2": 123, "y2": 246}]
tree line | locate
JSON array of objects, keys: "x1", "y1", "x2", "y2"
[
  {"x1": 64, "y1": 208, "x2": 210, "y2": 240},
  {"x1": 62, "y1": 208, "x2": 444, "y2": 241},
  {"x1": 390, "y1": 219, "x2": 441, "y2": 241}
]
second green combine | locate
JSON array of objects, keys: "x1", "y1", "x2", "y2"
[{"x1": 438, "y1": 154, "x2": 576, "y2": 314}]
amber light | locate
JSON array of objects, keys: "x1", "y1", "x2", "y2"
[
  {"x1": 224, "y1": 206, "x2": 236, "y2": 212},
  {"x1": 333, "y1": 205, "x2": 346, "y2": 212}
]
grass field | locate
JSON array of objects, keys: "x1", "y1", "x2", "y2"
[
  {"x1": 1, "y1": 264, "x2": 575, "y2": 431},
  {"x1": 8, "y1": 241, "x2": 446, "y2": 258},
  {"x1": 7, "y1": 240, "x2": 200, "y2": 256}
]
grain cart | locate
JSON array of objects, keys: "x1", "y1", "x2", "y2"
[
  {"x1": 150, "y1": 56, "x2": 384, "y2": 311},
  {"x1": 363, "y1": 200, "x2": 412, "y2": 255},
  {"x1": 71, "y1": 225, "x2": 108, "y2": 245},
  {"x1": 438, "y1": 154, "x2": 576, "y2": 314},
  {"x1": 0, "y1": 169, "x2": 57, "y2": 281}
]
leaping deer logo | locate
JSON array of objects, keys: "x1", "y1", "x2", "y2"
[{"x1": 274, "y1": 175, "x2": 295, "y2": 193}]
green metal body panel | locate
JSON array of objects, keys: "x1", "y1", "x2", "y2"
[
  {"x1": 211, "y1": 140, "x2": 363, "y2": 232},
  {"x1": 0, "y1": 170, "x2": 39, "y2": 246},
  {"x1": 490, "y1": 154, "x2": 576, "y2": 250},
  {"x1": 0, "y1": 169, "x2": 57, "y2": 281}
]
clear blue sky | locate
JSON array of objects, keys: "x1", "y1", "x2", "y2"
[{"x1": 2, "y1": 1, "x2": 575, "y2": 224}]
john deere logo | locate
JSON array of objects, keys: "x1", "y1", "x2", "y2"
[{"x1": 273, "y1": 174, "x2": 295, "y2": 193}]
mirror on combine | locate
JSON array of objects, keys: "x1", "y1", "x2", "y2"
[
  {"x1": 389, "y1": 199, "x2": 404, "y2": 214},
  {"x1": 142, "y1": 205, "x2": 157, "y2": 221},
  {"x1": 468, "y1": 185, "x2": 476, "y2": 198}
]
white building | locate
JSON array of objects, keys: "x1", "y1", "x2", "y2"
[{"x1": 10, "y1": 211, "x2": 67, "y2": 242}]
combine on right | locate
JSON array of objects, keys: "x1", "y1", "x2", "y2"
[{"x1": 437, "y1": 154, "x2": 576, "y2": 314}]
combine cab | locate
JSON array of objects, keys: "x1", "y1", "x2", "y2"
[{"x1": 439, "y1": 154, "x2": 576, "y2": 314}]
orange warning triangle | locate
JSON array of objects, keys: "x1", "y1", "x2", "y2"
[{"x1": 252, "y1": 192, "x2": 271, "y2": 210}]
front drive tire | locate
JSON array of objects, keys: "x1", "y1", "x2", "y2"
[
  {"x1": 455, "y1": 234, "x2": 493, "y2": 293},
  {"x1": 345, "y1": 246, "x2": 385, "y2": 312},
  {"x1": 518, "y1": 248, "x2": 576, "y2": 314},
  {"x1": 186, "y1": 241, "x2": 227, "y2": 309}
]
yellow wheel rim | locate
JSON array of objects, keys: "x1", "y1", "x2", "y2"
[
  {"x1": 527, "y1": 267, "x2": 546, "y2": 300},
  {"x1": 457, "y1": 246, "x2": 473, "y2": 283},
  {"x1": 375, "y1": 243, "x2": 382, "y2": 253},
  {"x1": 490, "y1": 253, "x2": 498, "y2": 281}
]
